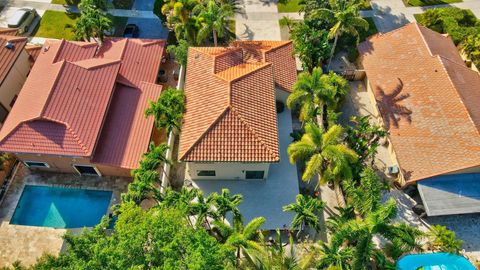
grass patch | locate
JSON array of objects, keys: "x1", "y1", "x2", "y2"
[
  {"x1": 277, "y1": 0, "x2": 301, "y2": 13},
  {"x1": 34, "y1": 11, "x2": 79, "y2": 40},
  {"x1": 111, "y1": 16, "x2": 128, "y2": 36},
  {"x1": 50, "y1": 0, "x2": 80, "y2": 5},
  {"x1": 403, "y1": 0, "x2": 462, "y2": 7},
  {"x1": 359, "y1": 0, "x2": 372, "y2": 10}
]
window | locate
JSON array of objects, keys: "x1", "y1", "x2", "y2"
[
  {"x1": 24, "y1": 161, "x2": 49, "y2": 168},
  {"x1": 9, "y1": 95, "x2": 18, "y2": 108},
  {"x1": 245, "y1": 171, "x2": 264, "y2": 179},
  {"x1": 73, "y1": 165, "x2": 101, "y2": 176},
  {"x1": 197, "y1": 170, "x2": 216, "y2": 177},
  {"x1": 0, "y1": 103, "x2": 8, "y2": 124}
]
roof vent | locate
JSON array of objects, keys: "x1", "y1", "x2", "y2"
[{"x1": 5, "y1": 42, "x2": 14, "y2": 50}]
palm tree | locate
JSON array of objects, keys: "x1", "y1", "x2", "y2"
[
  {"x1": 161, "y1": 0, "x2": 200, "y2": 43},
  {"x1": 190, "y1": 191, "x2": 218, "y2": 229},
  {"x1": 145, "y1": 87, "x2": 185, "y2": 134},
  {"x1": 283, "y1": 194, "x2": 325, "y2": 236},
  {"x1": 287, "y1": 68, "x2": 334, "y2": 125},
  {"x1": 76, "y1": 0, "x2": 112, "y2": 44},
  {"x1": 316, "y1": 241, "x2": 353, "y2": 270},
  {"x1": 287, "y1": 123, "x2": 358, "y2": 206},
  {"x1": 427, "y1": 225, "x2": 463, "y2": 253},
  {"x1": 241, "y1": 230, "x2": 316, "y2": 269},
  {"x1": 212, "y1": 215, "x2": 265, "y2": 266},
  {"x1": 287, "y1": 69, "x2": 349, "y2": 128},
  {"x1": 194, "y1": 0, "x2": 233, "y2": 46},
  {"x1": 312, "y1": 0, "x2": 369, "y2": 69},
  {"x1": 331, "y1": 199, "x2": 423, "y2": 269},
  {"x1": 209, "y1": 189, "x2": 243, "y2": 221}
]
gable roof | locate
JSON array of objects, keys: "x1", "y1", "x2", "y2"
[
  {"x1": 0, "y1": 38, "x2": 165, "y2": 168},
  {"x1": 358, "y1": 22, "x2": 480, "y2": 182},
  {"x1": 179, "y1": 41, "x2": 297, "y2": 162},
  {"x1": 0, "y1": 30, "x2": 27, "y2": 85}
]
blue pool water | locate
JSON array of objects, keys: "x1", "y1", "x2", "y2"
[
  {"x1": 10, "y1": 185, "x2": 112, "y2": 228},
  {"x1": 397, "y1": 253, "x2": 476, "y2": 270}
]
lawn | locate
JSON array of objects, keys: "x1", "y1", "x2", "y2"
[
  {"x1": 277, "y1": 0, "x2": 301, "y2": 13},
  {"x1": 50, "y1": 0, "x2": 80, "y2": 5},
  {"x1": 34, "y1": 11, "x2": 79, "y2": 40},
  {"x1": 403, "y1": 0, "x2": 462, "y2": 7}
]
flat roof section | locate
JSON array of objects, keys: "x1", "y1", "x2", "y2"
[{"x1": 418, "y1": 173, "x2": 480, "y2": 216}]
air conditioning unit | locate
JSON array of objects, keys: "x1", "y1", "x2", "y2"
[{"x1": 387, "y1": 165, "x2": 399, "y2": 176}]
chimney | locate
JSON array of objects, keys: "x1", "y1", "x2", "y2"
[{"x1": 5, "y1": 41, "x2": 14, "y2": 50}]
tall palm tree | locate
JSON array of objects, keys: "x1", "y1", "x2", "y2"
[
  {"x1": 194, "y1": 0, "x2": 233, "y2": 46},
  {"x1": 316, "y1": 241, "x2": 353, "y2": 270},
  {"x1": 283, "y1": 194, "x2": 325, "y2": 235},
  {"x1": 427, "y1": 225, "x2": 463, "y2": 254},
  {"x1": 287, "y1": 69, "x2": 349, "y2": 128},
  {"x1": 312, "y1": 0, "x2": 369, "y2": 69},
  {"x1": 209, "y1": 189, "x2": 243, "y2": 221},
  {"x1": 287, "y1": 123, "x2": 358, "y2": 206},
  {"x1": 212, "y1": 215, "x2": 265, "y2": 266},
  {"x1": 190, "y1": 191, "x2": 218, "y2": 228},
  {"x1": 287, "y1": 68, "x2": 335, "y2": 125},
  {"x1": 145, "y1": 87, "x2": 185, "y2": 134}
]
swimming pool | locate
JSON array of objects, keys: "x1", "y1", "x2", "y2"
[
  {"x1": 10, "y1": 185, "x2": 112, "y2": 228},
  {"x1": 397, "y1": 252, "x2": 476, "y2": 270}
]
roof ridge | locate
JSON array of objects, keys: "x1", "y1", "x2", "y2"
[
  {"x1": 214, "y1": 62, "x2": 271, "y2": 82},
  {"x1": 179, "y1": 106, "x2": 231, "y2": 160},
  {"x1": 230, "y1": 107, "x2": 278, "y2": 160},
  {"x1": 72, "y1": 58, "x2": 122, "y2": 70},
  {"x1": 39, "y1": 60, "x2": 67, "y2": 118},
  {"x1": 40, "y1": 116, "x2": 90, "y2": 154}
]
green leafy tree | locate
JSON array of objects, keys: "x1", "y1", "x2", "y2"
[
  {"x1": 461, "y1": 33, "x2": 480, "y2": 68},
  {"x1": 427, "y1": 225, "x2": 463, "y2": 253},
  {"x1": 209, "y1": 188, "x2": 243, "y2": 221},
  {"x1": 311, "y1": 0, "x2": 368, "y2": 69},
  {"x1": 290, "y1": 20, "x2": 331, "y2": 73},
  {"x1": 194, "y1": 0, "x2": 233, "y2": 46},
  {"x1": 167, "y1": 38, "x2": 190, "y2": 66},
  {"x1": 343, "y1": 167, "x2": 384, "y2": 216},
  {"x1": 145, "y1": 86, "x2": 185, "y2": 134},
  {"x1": 283, "y1": 194, "x2": 325, "y2": 235},
  {"x1": 32, "y1": 203, "x2": 233, "y2": 269},
  {"x1": 75, "y1": 0, "x2": 112, "y2": 44},
  {"x1": 345, "y1": 115, "x2": 387, "y2": 167},
  {"x1": 287, "y1": 123, "x2": 358, "y2": 206}
]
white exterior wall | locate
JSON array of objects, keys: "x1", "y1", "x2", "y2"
[
  {"x1": 0, "y1": 50, "x2": 30, "y2": 111},
  {"x1": 185, "y1": 162, "x2": 271, "y2": 180}
]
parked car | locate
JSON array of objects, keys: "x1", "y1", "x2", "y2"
[
  {"x1": 123, "y1": 24, "x2": 139, "y2": 38},
  {"x1": 7, "y1": 8, "x2": 38, "y2": 35}
]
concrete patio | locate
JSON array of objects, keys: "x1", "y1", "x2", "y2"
[
  {"x1": 0, "y1": 164, "x2": 130, "y2": 267},
  {"x1": 191, "y1": 108, "x2": 299, "y2": 230}
]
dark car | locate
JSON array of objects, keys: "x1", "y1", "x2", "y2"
[{"x1": 123, "y1": 24, "x2": 139, "y2": 38}]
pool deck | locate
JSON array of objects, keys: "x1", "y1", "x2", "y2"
[{"x1": 0, "y1": 164, "x2": 131, "y2": 267}]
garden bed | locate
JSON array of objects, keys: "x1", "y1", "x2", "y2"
[{"x1": 403, "y1": 0, "x2": 462, "y2": 7}]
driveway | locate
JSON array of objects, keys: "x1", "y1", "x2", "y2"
[{"x1": 0, "y1": 6, "x2": 45, "y2": 36}]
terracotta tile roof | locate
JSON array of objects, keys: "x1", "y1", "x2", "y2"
[
  {"x1": 231, "y1": 40, "x2": 297, "y2": 92},
  {"x1": 358, "y1": 22, "x2": 480, "y2": 182},
  {"x1": 0, "y1": 28, "x2": 18, "y2": 36},
  {"x1": 0, "y1": 38, "x2": 165, "y2": 168},
  {"x1": 92, "y1": 82, "x2": 162, "y2": 169},
  {"x1": 179, "y1": 40, "x2": 298, "y2": 162},
  {"x1": 0, "y1": 34, "x2": 27, "y2": 85},
  {"x1": 25, "y1": 45, "x2": 42, "y2": 62}
]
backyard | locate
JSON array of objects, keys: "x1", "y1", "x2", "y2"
[{"x1": 34, "y1": 11, "x2": 128, "y2": 40}]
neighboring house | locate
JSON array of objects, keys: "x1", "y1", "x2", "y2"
[
  {"x1": 0, "y1": 28, "x2": 35, "y2": 126},
  {"x1": 179, "y1": 41, "x2": 297, "y2": 181},
  {"x1": 358, "y1": 22, "x2": 480, "y2": 216},
  {"x1": 0, "y1": 38, "x2": 166, "y2": 177}
]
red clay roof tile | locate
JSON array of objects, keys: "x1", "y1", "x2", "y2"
[{"x1": 0, "y1": 34, "x2": 27, "y2": 85}]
